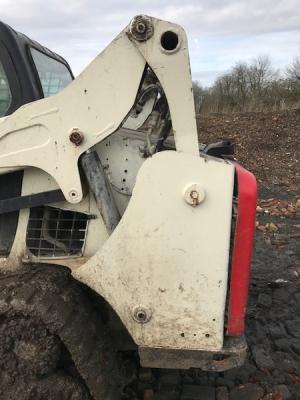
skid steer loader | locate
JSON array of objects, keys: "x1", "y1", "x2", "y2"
[{"x1": 0, "y1": 15, "x2": 257, "y2": 399}]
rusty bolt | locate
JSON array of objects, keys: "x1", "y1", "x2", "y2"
[
  {"x1": 129, "y1": 15, "x2": 154, "y2": 42},
  {"x1": 183, "y1": 184, "x2": 205, "y2": 207},
  {"x1": 69, "y1": 128, "x2": 84, "y2": 146},
  {"x1": 190, "y1": 190, "x2": 199, "y2": 207}
]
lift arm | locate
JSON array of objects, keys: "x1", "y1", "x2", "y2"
[{"x1": 0, "y1": 15, "x2": 199, "y2": 204}]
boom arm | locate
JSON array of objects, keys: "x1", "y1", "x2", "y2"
[{"x1": 0, "y1": 15, "x2": 199, "y2": 204}]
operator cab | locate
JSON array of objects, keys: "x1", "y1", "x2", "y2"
[
  {"x1": 0, "y1": 20, "x2": 73, "y2": 118},
  {"x1": 0, "y1": 20, "x2": 73, "y2": 255}
]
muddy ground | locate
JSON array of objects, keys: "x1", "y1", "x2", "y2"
[{"x1": 126, "y1": 111, "x2": 300, "y2": 399}]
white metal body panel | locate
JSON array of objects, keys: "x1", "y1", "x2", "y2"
[{"x1": 74, "y1": 151, "x2": 234, "y2": 350}]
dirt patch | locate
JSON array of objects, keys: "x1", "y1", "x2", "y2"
[{"x1": 196, "y1": 110, "x2": 300, "y2": 193}]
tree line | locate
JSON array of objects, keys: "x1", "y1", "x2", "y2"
[{"x1": 193, "y1": 55, "x2": 300, "y2": 114}]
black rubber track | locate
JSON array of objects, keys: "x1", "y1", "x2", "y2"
[{"x1": 0, "y1": 264, "x2": 122, "y2": 400}]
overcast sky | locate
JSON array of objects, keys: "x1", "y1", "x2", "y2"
[{"x1": 1, "y1": 0, "x2": 300, "y2": 86}]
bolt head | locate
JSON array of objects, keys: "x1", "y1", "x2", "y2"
[
  {"x1": 136, "y1": 22, "x2": 146, "y2": 33},
  {"x1": 68, "y1": 189, "x2": 80, "y2": 203},
  {"x1": 129, "y1": 15, "x2": 154, "y2": 42},
  {"x1": 183, "y1": 184, "x2": 205, "y2": 207},
  {"x1": 132, "y1": 305, "x2": 152, "y2": 324},
  {"x1": 69, "y1": 128, "x2": 84, "y2": 146}
]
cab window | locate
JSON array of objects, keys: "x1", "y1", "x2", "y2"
[
  {"x1": 0, "y1": 61, "x2": 12, "y2": 117},
  {"x1": 31, "y1": 48, "x2": 72, "y2": 97}
]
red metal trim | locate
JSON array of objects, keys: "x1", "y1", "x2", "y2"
[{"x1": 227, "y1": 163, "x2": 257, "y2": 336}]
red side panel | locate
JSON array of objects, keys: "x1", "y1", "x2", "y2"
[{"x1": 227, "y1": 163, "x2": 257, "y2": 336}]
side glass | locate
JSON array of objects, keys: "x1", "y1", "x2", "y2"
[
  {"x1": 31, "y1": 48, "x2": 73, "y2": 97},
  {"x1": 0, "y1": 61, "x2": 12, "y2": 117}
]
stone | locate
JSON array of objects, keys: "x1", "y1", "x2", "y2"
[
  {"x1": 288, "y1": 266, "x2": 300, "y2": 279},
  {"x1": 272, "y1": 287, "x2": 291, "y2": 303},
  {"x1": 250, "y1": 369, "x2": 274, "y2": 386},
  {"x1": 289, "y1": 384, "x2": 300, "y2": 399},
  {"x1": 272, "y1": 351, "x2": 299, "y2": 373},
  {"x1": 252, "y1": 345, "x2": 275, "y2": 370},
  {"x1": 274, "y1": 339, "x2": 292, "y2": 354},
  {"x1": 223, "y1": 368, "x2": 240, "y2": 381},
  {"x1": 291, "y1": 341, "x2": 300, "y2": 356},
  {"x1": 229, "y1": 384, "x2": 264, "y2": 400},
  {"x1": 271, "y1": 235, "x2": 288, "y2": 246},
  {"x1": 257, "y1": 293, "x2": 272, "y2": 308},
  {"x1": 181, "y1": 385, "x2": 215, "y2": 400},
  {"x1": 273, "y1": 385, "x2": 292, "y2": 399},
  {"x1": 216, "y1": 386, "x2": 229, "y2": 400},
  {"x1": 235, "y1": 369, "x2": 252, "y2": 384},
  {"x1": 253, "y1": 321, "x2": 268, "y2": 343},
  {"x1": 215, "y1": 377, "x2": 234, "y2": 389},
  {"x1": 285, "y1": 319, "x2": 300, "y2": 339},
  {"x1": 268, "y1": 323, "x2": 287, "y2": 340},
  {"x1": 294, "y1": 292, "x2": 300, "y2": 303},
  {"x1": 269, "y1": 222, "x2": 278, "y2": 232},
  {"x1": 272, "y1": 369, "x2": 288, "y2": 385}
]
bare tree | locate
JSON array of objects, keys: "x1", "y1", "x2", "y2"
[
  {"x1": 193, "y1": 81, "x2": 206, "y2": 113},
  {"x1": 232, "y1": 62, "x2": 248, "y2": 107},
  {"x1": 248, "y1": 56, "x2": 274, "y2": 95},
  {"x1": 287, "y1": 56, "x2": 300, "y2": 80}
]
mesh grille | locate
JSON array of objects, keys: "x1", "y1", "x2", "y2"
[{"x1": 26, "y1": 206, "x2": 89, "y2": 258}]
